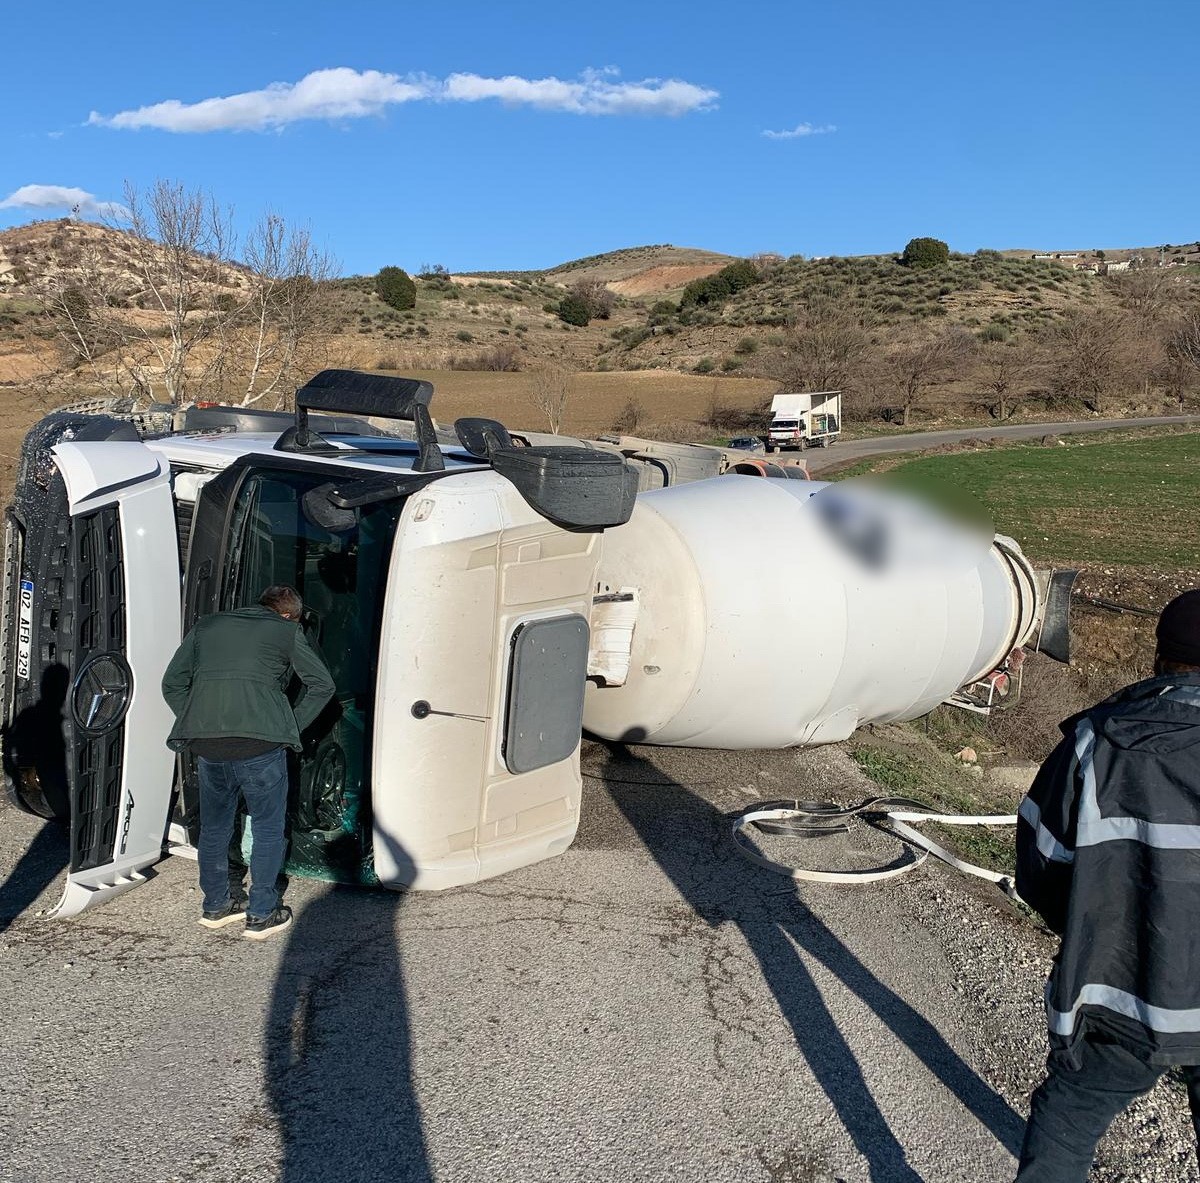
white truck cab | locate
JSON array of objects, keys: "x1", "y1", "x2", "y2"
[
  {"x1": 1, "y1": 371, "x2": 1069, "y2": 917},
  {"x1": 767, "y1": 391, "x2": 842, "y2": 451}
]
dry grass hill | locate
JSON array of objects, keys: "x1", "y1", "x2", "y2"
[
  {"x1": 461, "y1": 243, "x2": 735, "y2": 285},
  {"x1": 614, "y1": 251, "x2": 1116, "y2": 373},
  {"x1": 1, "y1": 220, "x2": 1197, "y2": 448},
  {"x1": 0, "y1": 218, "x2": 250, "y2": 293}
]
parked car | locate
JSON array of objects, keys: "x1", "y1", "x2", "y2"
[{"x1": 726, "y1": 436, "x2": 766, "y2": 454}]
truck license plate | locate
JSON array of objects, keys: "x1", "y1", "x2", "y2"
[{"x1": 16, "y1": 578, "x2": 33, "y2": 681}]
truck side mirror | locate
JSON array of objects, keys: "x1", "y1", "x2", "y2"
[
  {"x1": 454, "y1": 417, "x2": 512, "y2": 458},
  {"x1": 492, "y1": 445, "x2": 638, "y2": 530},
  {"x1": 302, "y1": 484, "x2": 358, "y2": 533}
]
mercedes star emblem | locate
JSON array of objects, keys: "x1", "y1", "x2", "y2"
[{"x1": 71, "y1": 653, "x2": 132, "y2": 736}]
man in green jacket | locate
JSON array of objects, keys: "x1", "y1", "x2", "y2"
[{"x1": 162, "y1": 585, "x2": 335, "y2": 940}]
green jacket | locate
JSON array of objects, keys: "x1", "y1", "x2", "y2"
[{"x1": 161, "y1": 606, "x2": 335, "y2": 753}]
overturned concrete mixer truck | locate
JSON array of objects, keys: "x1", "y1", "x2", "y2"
[{"x1": 0, "y1": 371, "x2": 1073, "y2": 917}]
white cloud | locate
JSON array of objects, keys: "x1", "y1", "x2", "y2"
[
  {"x1": 0, "y1": 184, "x2": 128, "y2": 218},
  {"x1": 442, "y1": 69, "x2": 718, "y2": 116},
  {"x1": 86, "y1": 66, "x2": 719, "y2": 132},
  {"x1": 762, "y1": 122, "x2": 837, "y2": 140},
  {"x1": 88, "y1": 68, "x2": 430, "y2": 133}
]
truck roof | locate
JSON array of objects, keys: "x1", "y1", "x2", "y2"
[
  {"x1": 143, "y1": 430, "x2": 488, "y2": 475},
  {"x1": 770, "y1": 390, "x2": 842, "y2": 417}
]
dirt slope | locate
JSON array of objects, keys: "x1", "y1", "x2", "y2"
[
  {"x1": 608, "y1": 263, "x2": 728, "y2": 296},
  {"x1": 543, "y1": 244, "x2": 736, "y2": 286}
]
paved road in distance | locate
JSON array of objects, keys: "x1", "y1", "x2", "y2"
[{"x1": 801, "y1": 414, "x2": 1200, "y2": 474}]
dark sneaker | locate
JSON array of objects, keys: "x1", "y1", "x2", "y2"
[
  {"x1": 243, "y1": 905, "x2": 293, "y2": 941},
  {"x1": 199, "y1": 899, "x2": 247, "y2": 929}
]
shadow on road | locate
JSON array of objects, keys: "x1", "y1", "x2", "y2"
[
  {"x1": 0, "y1": 820, "x2": 69, "y2": 932},
  {"x1": 2, "y1": 663, "x2": 70, "y2": 820},
  {"x1": 0, "y1": 663, "x2": 72, "y2": 931},
  {"x1": 265, "y1": 829, "x2": 432, "y2": 1183},
  {"x1": 601, "y1": 741, "x2": 1025, "y2": 1183}
]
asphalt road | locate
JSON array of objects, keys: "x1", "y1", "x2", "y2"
[
  {"x1": 801, "y1": 414, "x2": 1200, "y2": 474},
  {"x1": 2, "y1": 742, "x2": 1196, "y2": 1183}
]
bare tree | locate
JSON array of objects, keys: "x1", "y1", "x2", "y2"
[
  {"x1": 1110, "y1": 267, "x2": 1179, "y2": 323},
  {"x1": 216, "y1": 213, "x2": 336, "y2": 406},
  {"x1": 705, "y1": 377, "x2": 759, "y2": 433},
  {"x1": 873, "y1": 327, "x2": 971, "y2": 426},
  {"x1": 39, "y1": 252, "x2": 136, "y2": 400},
  {"x1": 973, "y1": 337, "x2": 1045, "y2": 421},
  {"x1": 38, "y1": 180, "x2": 334, "y2": 407},
  {"x1": 1050, "y1": 311, "x2": 1137, "y2": 413},
  {"x1": 121, "y1": 180, "x2": 235, "y2": 402},
  {"x1": 1109, "y1": 269, "x2": 1184, "y2": 401},
  {"x1": 37, "y1": 181, "x2": 237, "y2": 404},
  {"x1": 1165, "y1": 311, "x2": 1200, "y2": 409},
  {"x1": 611, "y1": 397, "x2": 647, "y2": 435},
  {"x1": 776, "y1": 299, "x2": 869, "y2": 394},
  {"x1": 529, "y1": 365, "x2": 574, "y2": 434}
]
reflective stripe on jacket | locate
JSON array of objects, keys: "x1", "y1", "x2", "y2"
[
  {"x1": 1016, "y1": 672, "x2": 1200, "y2": 1065},
  {"x1": 161, "y1": 606, "x2": 335, "y2": 753}
]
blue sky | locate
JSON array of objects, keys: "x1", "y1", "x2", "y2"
[{"x1": 3, "y1": 0, "x2": 1197, "y2": 274}]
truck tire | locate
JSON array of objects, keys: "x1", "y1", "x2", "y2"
[{"x1": 2, "y1": 413, "x2": 139, "y2": 820}]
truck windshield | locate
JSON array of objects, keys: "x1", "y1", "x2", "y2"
[
  {"x1": 223, "y1": 468, "x2": 405, "y2": 883},
  {"x1": 772, "y1": 420, "x2": 800, "y2": 430}
]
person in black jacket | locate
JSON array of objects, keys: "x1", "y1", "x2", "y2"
[{"x1": 1014, "y1": 589, "x2": 1200, "y2": 1181}]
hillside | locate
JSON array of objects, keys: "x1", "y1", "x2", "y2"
[
  {"x1": 1, "y1": 219, "x2": 1197, "y2": 438},
  {"x1": 318, "y1": 271, "x2": 648, "y2": 374},
  {"x1": 602, "y1": 250, "x2": 1199, "y2": 390},
  {"x1": 457, "y1": 244, "x2": 736, "y2": 294},
  {"x1": 999, "y1": 242, "x2": 1200, "y2": 266},
  {"x1": 0, "y1": 218, "x2": 255, "y2": 388},
  {"x1": 0, "y1": 227, "x2": 735, "y2": 387},
  {"x1": 543, "y1": 244, "x2": 736, "y2": 287},
  {"x1": 0, "y1": 217, "x2": 249, "y2": 295}
]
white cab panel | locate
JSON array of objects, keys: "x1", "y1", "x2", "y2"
[
  {"x1": 372, "y1": 473, "x2": 599, "y2": 890},
  {"x1": 49, "y1": 441, "x2": 181, "y2": 917}
]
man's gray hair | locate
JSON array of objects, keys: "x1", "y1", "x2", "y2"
[{"x1": 259, "y1": 585, "x2": 302, "y2": 620}]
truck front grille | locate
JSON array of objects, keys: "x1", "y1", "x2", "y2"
[
  {"x1": 68, "y1": 506, "x2": 128, "y2": 873},
  {"x1": 0, "y1": 509, "x2": 22, "y2": 727}
]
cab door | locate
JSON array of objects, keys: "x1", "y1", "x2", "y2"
[{"x1": 47, "y1": 441, "x2": 180, "y2": 917}]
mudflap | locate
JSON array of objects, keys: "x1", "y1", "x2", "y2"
[{"x1": 1035, "y1": 568, "x2": 1080, "y2": 664}]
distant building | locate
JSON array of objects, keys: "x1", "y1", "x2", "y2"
[{"x1": 1102, "y1": 260, "x2": 1131, "y2": 274}]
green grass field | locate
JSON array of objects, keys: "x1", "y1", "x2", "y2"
[
  {"x1": 838, "y1": 432, "x2": 1200, "y2": 569},
  {"x1": 843, "y1": 430, "x2": 1199, "y2": 874}
]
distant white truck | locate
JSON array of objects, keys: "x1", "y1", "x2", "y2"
[{"x1": 767, "y1": 391, "x2": 842, "y2": 451}]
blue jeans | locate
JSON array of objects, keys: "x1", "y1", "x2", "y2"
[
  {"x1": 197, "y1": 747, "x2": 289, "y2": 919},
  {"x1": 1016, "y1": 1033, "x2": 1200, "y2": 1182}
]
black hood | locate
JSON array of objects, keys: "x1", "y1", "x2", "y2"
[{"x1": 1086, "y1": 674, "x2": 1200, "y2": 754}]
